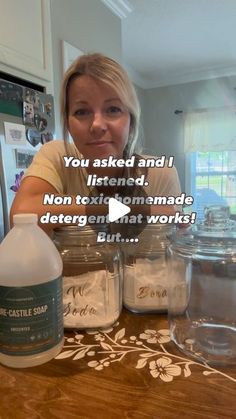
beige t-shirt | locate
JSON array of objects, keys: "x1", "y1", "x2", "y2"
[{"x1": 24, "y1": 140, "x2": 181, "y2": 199}]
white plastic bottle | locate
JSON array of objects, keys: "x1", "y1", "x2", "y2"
[{"x1": 0, "y1": 214, "x2": 64, "y2": 368}]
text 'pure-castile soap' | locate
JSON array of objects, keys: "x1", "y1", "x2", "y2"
[{"x1": 0, "y1": 214, "x2": 64, "y2": 368}]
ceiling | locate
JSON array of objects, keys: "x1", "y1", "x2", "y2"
[{"x1": 102, "y1": 0, "x2": 236, "y2": 89}]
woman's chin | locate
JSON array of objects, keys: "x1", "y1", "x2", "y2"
[{"x1": 84, "y1": 146, "x2": 121, "y2": 160}]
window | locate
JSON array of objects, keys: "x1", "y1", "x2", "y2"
[
  {"x1": 189, "y1": 151, "x2": 236, "y2": 219},
  {"x1": 184, "y1": 109, "x2": 236, "y2": 220}
]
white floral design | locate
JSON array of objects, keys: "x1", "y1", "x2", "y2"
[
  {"x1": 94, "y1": 333, "x2": 105, "y2": 342},
  {"x1": 55, "y1": 325, "x2": 236, "y2": 383},
  {"x1": 149, "y1": 357, "x2": 181, "y2": 382},
  {"x1": 139, "y1": 329, "x2": 171, "y2": 344},
  {"x1": 88, "y1": 360, "x2": 110, "y2": 370}
]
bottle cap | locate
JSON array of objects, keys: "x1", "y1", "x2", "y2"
[{"x1": 13, "y1": 213, "x2": 38, "y2": 224}]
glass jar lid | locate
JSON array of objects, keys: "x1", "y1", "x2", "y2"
[
  {"x1": 54, "y1": 224, "x2": 108, "y2": 236},
  {"x1": 195, "y1": 206, "x2": 236, "y2": 237},
  {"x1": 53, "y1": 224, "x2": 109, "y2": 245},
  {"x1": 170, "y1": 205, "x2": 236, "y2": 257}
]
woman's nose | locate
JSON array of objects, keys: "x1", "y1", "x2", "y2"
[{"x1": 90, "y1": 112, "x2": 107, "y2": 135}]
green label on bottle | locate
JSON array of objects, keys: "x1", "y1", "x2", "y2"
[{"x1": 0, "y1": 277, "x2": 64, "y2": 356}]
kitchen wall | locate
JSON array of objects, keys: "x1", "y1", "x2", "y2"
[
  {"x1": 50, "y1": 0, "x2": 122, "y2": 138},
  {"x1": 141, "y1": 75, "x2": 236, "y2": 190}
]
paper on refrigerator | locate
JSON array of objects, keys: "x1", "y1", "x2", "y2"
[{"x1": 4, "y1": 122, "x2": 26, "y2": 146}]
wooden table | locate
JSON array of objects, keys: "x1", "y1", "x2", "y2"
[{"x1": 0, "y1": 309, "x2": 235, "y2": 419}]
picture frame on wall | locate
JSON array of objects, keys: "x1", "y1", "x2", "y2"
[{"x1": 62, "y1": 40, "x2": 84, "y2": 73}]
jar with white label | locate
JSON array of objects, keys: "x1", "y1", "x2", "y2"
[
  {"x1": 53, "y1": 225, "x2": 122, "y2": 329},
  {"x1": 123, "y1": 223, "x2": 173, "y2": 313}
]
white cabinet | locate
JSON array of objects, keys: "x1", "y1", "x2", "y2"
[{"x1": 0, "y1": 0, "x2": 53, "y2": 83}]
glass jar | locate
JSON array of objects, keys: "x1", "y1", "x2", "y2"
[
  {"x1": 123, "y1": 223, "x2": 173, "y2": 313},
  {"x1": 167, "y1": 205, "x2": 236, "y2": 365},
  {"x1": 53, "y1": 225, "x2": 123, "y2": 329}
]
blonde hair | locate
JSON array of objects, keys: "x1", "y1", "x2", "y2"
[{"x1": 60, "y1": 53, "x2": 141, "y2": 157}]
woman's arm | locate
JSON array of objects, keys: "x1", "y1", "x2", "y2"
[
  {"x1": 10, "y1": 176, "x2": 89, "y2": 232},
  {"x1": 10, "y1": 175, "x2": 178, "y2": 234}
]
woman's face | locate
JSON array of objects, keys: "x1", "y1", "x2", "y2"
[{"x1": 67, "y1": 75, "x2": 131, "y2": 160}]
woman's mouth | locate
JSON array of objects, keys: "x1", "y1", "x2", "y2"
[{"x1": 87, "y1": 141, "x2": 112, "y2": 148}]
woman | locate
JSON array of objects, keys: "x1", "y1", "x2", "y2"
[{"x1": 10, "y1": 53, "x2": 181, "y2": 231}]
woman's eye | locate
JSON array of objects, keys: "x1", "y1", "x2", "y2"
[
  {"x1": 74, "y1": 109, "x2": 91, "y2": 117},
  {"x1": 106, "y1": 106, "x2": 122, "y2": 114}
]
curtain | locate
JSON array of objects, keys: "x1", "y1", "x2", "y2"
[{"x1": 184, "y1": 108, "x2": 236, "y2": 152}]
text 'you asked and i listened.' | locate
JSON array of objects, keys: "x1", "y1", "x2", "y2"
[{"x1": 40, "y1": 155, "x2": 196, "y2": 243}]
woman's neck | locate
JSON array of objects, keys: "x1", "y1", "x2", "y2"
[
  {"x1": 87, "y1": 164, "x2": 125, "y2": 179},
  {"x1": 86, "y1": 165, "x2": 128, "y2": 197}
]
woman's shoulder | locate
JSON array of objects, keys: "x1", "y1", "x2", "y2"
[
  {"x1": 37, "y1": 140, "x2": 83, "y2": 164},
  {"x1": 39, "y1": 140, "x2": 82, "y2": 158}
]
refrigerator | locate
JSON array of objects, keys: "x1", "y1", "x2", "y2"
[{"x1": 0, "y1": 78, "x2": 55, "y2": 241}]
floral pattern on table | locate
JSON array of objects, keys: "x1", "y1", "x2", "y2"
[{"x1": 55, "y1": 323, "x2": 236, "y2": 383}]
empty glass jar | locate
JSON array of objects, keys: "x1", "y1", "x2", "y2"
[
  {"x1": 167, "y1": 205, "x2": 236, "y2": 365},
  {"x1": 54, "y1": 225, "x2": 123, "y2": 329},
  {"x1": 123, "y1": 223, "x2": 173, "y2": 313}
]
